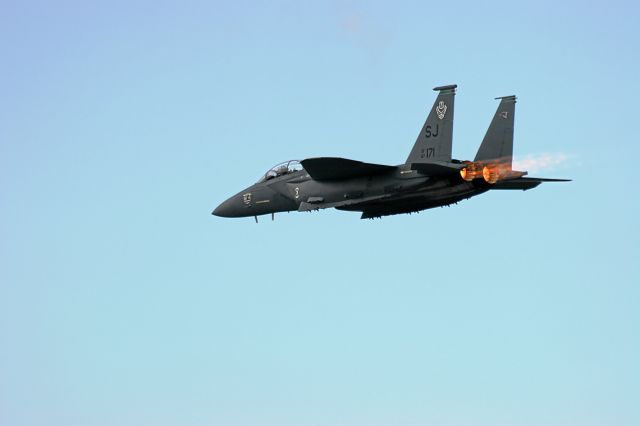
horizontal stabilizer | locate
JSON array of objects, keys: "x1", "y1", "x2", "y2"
[
  {"x1": 301, "y1": 157, "x2": 396, "y2": 181},
  {"x1": 525, "y1": 177, "x2": 572, "y2": 182},
  {"x1": 492, "y1": 177, "x2": 571, "y2": 191}
]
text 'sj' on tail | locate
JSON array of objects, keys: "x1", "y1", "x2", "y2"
[{"x1": 406, "y1": 84, "x2": 456, "y2": 164}]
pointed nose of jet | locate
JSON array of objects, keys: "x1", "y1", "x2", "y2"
[
  {"x1": 212, "y1": 198, "x2": 234, "y2": 217},
  {"x1": 212, "y1": 194, "x2": 248, "y2": 218}
]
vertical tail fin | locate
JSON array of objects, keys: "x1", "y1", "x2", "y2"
[
  {"x1": 474, "y1": 95, "x2": 516, "y2": 165},
  {"x1": 406, "y1": 84, "x2": 456, "y2": 164}
]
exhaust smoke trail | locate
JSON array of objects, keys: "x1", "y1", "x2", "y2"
[{"x1": 513, "y1": 153, "x2": 571, "y2": 174}]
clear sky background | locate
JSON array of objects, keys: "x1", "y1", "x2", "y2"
[{"x1": 1, "y1": 1, "x2": 639, "y2": 425}]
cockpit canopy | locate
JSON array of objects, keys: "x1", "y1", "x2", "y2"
[{"x1": 257, "y1": 160, "x2": 303, "y2": 183}]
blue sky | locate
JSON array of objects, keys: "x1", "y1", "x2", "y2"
[{"x1": 1, "y1": 1, "x2": 639, "y2": 425}]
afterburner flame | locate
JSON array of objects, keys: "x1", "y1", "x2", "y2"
[
  {"x1": 482, "y1": 165, "x2": 499, "y2": 184},
  {"x1": 460, "y1": 160, "x2": 524, "y2": 184},
  {"x1": 460, "y1": 161, "x2": 483, "y2": 181}
]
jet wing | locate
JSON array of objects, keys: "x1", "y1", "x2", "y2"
[
  {"x1": 300, "y1": 157, "x2": 396, "y2": 181},
  {"x1": 492, "y1": 177, "x2": 571, "y2": 191},
  {"x1": 298, "y1": 193, "x2": 393, "y2": 212}
]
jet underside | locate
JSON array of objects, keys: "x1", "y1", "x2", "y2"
[{"x1": 337, "y1": 177, "x2": 489, "y2": 219}]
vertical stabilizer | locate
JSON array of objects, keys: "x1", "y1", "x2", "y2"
[
  {"x1": 406, "y1": 84, "x2": 456, "y2": 164},
  {"x1": 474, "y1": 95, "x2": 516, "y2": 164}
]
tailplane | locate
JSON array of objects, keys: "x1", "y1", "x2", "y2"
[
  {"x1": 491, "y1": 177, "x2": 571, "y2": 190},
  {"x1": 406, "y1": 85, "x2": 456, "y2": 164}
]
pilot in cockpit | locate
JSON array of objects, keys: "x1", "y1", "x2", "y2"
[{"x1": 260, "y1": 160, "x2": 302, "y2": 182}]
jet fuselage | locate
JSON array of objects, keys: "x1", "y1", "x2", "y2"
[{"x1": 212, "y1": 165, "x2": 489, "y2": 219}]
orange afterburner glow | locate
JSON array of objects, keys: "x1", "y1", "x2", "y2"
[
  {"x1": 482, "y1": 165, "x2": 500, "y2": 184},
  {"x1": 460, "y1": 160, "x2": 525, "y2": 184},
  {"x1": 459, "y1": 161, "x2": 483, "y2": 181}
]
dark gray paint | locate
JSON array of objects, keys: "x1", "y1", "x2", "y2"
[
  {"x1": 406, "y1": 85, "x2": 456, "y2": 164},
  {"x1": 475, "y1": 95, "x2": 516, "y2": 163},
  {"x1": 212, "y1": 86, "x2": 569, "y2": 220}
]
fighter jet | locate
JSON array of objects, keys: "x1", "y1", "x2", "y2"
[{"x1": 212, "y1": 84, "x2": 569, "y2": 221}]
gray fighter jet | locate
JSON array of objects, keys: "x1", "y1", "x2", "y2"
[{"x1": 212, "y1": 84, "x2": 569, "y2": 221}]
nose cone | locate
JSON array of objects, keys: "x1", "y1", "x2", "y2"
[
  {"x1": 213, "y1": 185, "x2": 289, "y2": 218},
  {"x1": 212, "y1": 197, "x2": 238, "y2": 217}
]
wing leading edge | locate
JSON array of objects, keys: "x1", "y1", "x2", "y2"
[{"x1": 300, "y1": 157, "x2": 396, "y2": 181}]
